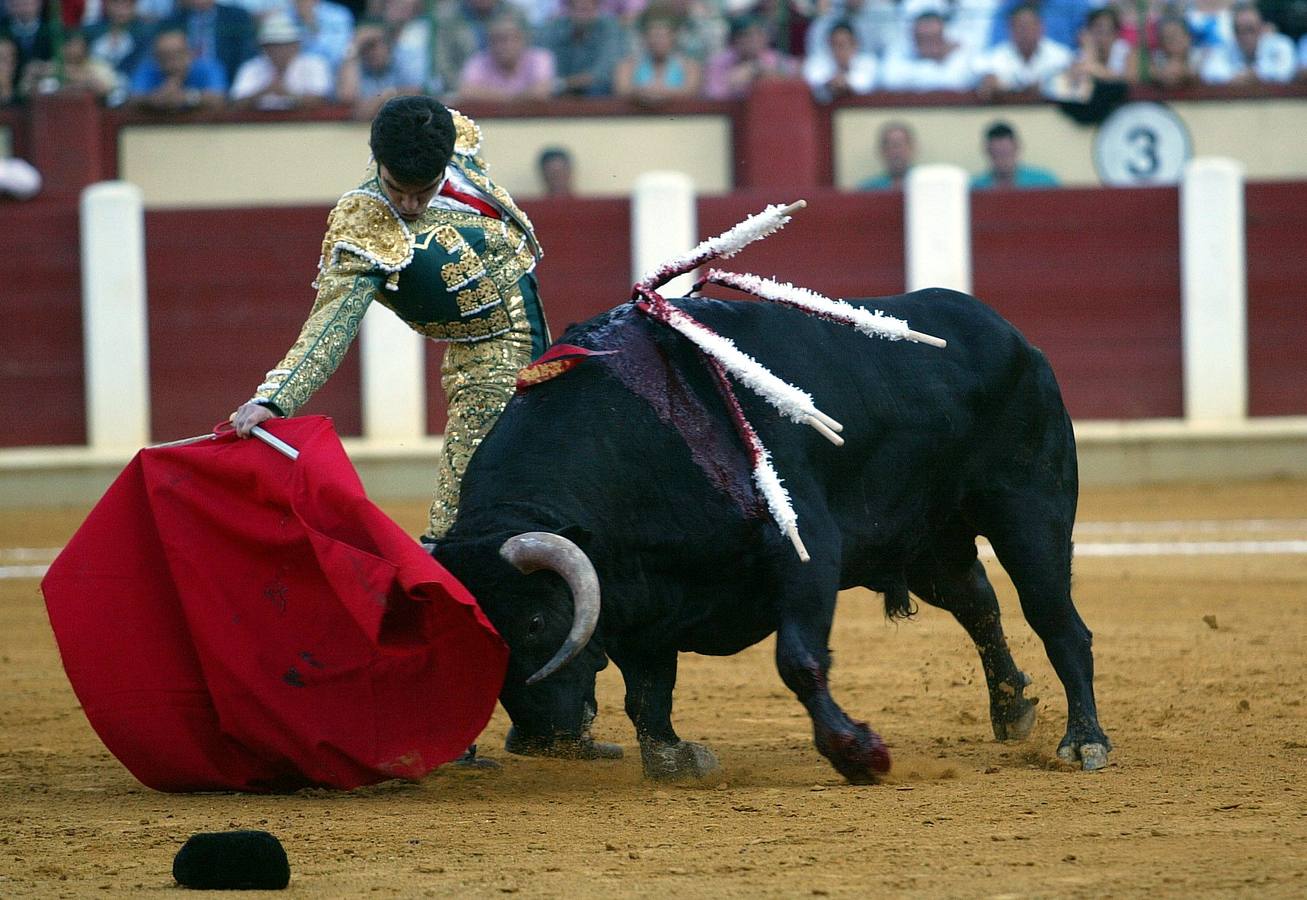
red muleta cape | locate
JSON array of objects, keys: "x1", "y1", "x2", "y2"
[{"x1": 41, "y1": 416, "x2": 508, "y2": 792}]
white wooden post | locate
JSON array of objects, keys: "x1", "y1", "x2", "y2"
[
  {"x1": 904, "y1": 164, "x2": 971, "y2": 294},
  {"x1": 360, "y1": 304, "x2": 426, "y2": 441},
  {"x1": 80, "y1": 181, "x2": 149, "y2": 450},
  {"x1": 632, "y1": 171, "x2": 697, "y2": 297},
  {"x1": 1181, "y1": 157, "x2": 1247, "y2": 423}
]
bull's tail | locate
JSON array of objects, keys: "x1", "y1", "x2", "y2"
[{"x1": 883, "y1": 576, "x2": 917, "y2": 620}]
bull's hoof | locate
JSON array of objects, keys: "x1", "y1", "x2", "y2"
[
  {"x1": 990, "y1": 673, "x2": 1038, "y2": 742},
  {"x1": 992, "y1": 696, "x2": 1039, "y2": 742},
  {"x1": 818, "y1": 721, "x2": 892, "y2": 784},
  {"x1": 640, "y1": 740, "x2": 721, "y2": 782},
  {"x1": 505, "y1": 727, "x2": 624, "y2": 760},
  {"x1": 1056, "y1": 741, "x2": 1110, "y2": 771}
]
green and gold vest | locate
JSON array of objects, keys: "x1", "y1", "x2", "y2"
[{"x1": 253, "y1": 111, "x2": 549, "y2": 417}]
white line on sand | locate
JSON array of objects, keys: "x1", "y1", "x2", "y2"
[{"x1": 0, "y1": 564, "x2": 52, "y2": 579}]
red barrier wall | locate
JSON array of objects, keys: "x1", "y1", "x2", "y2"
[
  {"x1": 3, "y1": 184, "x2": 1304, "y2": 448},
  {"x1": 1246, "y1": 181, "x2": 1307, "y2": 417},
  {"x1": 972, "y1": 187, "x2": 1184, "y2": 420},
  {"x1": 0, "y1": 199, "x2": 85, "y2": 447},
  {"x1": 144, "y1": 206, "x2": 363, "y2": 441}
]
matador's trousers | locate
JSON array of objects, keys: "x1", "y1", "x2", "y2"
[{"x1": 424, "y1": 288, "x2": 540, "y2": 540}]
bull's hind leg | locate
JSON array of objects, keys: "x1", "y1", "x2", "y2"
[
  {"x1": 981, "y1": 496, "x2": 1110, "y2": 771},
  {"x1": 907, "y1": 551, "x2": 1039, "y2": 742},
  {"x1": 774, "y1": 560, "x2": 891, "y2": 784},
  {"x1": 611, "y1": 646, "x2": 720, "y2": 781}
]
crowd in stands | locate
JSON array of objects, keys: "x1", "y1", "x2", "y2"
[{"x1": 1, "y1": 0, "x2": 1305, "y2": 111}]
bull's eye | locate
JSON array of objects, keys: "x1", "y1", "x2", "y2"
[{"x1": 527, "y1": 614, "x2": 544, "y2": 637}]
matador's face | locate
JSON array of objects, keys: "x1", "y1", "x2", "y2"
[{"x1": 379, "y1": 164, "x2": 443, "y2": 223}]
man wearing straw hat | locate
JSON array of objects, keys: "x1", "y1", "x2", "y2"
[{"x1": 229, "y1": 95, "x2": 550, "y2": 544}]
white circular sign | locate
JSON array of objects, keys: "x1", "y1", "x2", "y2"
[{"x1": 1093, "y1": 102, "x2": 1193, "y2": 186}]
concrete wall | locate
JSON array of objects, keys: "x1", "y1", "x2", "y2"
[
  {"x1": 119, "y1": 113, "x2": 733, "y2": 208},
  {"x1": 832, "y1": 99, "x2": 1307, "y2": 189}
]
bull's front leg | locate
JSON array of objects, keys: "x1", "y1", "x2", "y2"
[
  {"x1": 775, "y1": 576, "x2": 892, "y2": 784},
  {"x1": 612, "y1": 647, "x2": 720, "y2": 781}
]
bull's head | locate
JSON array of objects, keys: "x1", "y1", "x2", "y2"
[{"x1": 432, "y1": 531, "x2": 604, "y2": 751}]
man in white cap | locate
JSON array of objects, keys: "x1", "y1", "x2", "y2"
[{"x1": 230, "y1": 11, "x2": 333, "y2": 109}]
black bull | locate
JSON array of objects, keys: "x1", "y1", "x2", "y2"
[{"x1": 432, "y1": 288, "x2": 1111, "y2": 783}]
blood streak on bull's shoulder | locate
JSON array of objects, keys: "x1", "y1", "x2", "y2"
[{"x1": 623, "y1": 200, "x2": 945, "y2": 561}]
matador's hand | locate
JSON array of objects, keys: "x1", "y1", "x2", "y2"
[{"x1": 229, "y1": 401, "x2": 277, "y2": 438}]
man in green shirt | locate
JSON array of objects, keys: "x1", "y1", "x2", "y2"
[{"x1": 971, "y1": 120, "x2": 1060, "y2": 189}]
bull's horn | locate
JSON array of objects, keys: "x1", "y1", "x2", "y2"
[{"x1": 499, "y1": 532, "x2": 601, "y2": 685}]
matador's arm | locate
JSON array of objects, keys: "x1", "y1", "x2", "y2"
[
  {"x1": 250, "y1": 257, "x2": 382, "y2": 417},
  {"x1": 250, "y1": 191, "x2": 414, "y2": 416}
]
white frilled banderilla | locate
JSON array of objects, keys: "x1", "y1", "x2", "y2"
[{"x1": 630, "y1": 201, "x2": 947, "y2": 562}]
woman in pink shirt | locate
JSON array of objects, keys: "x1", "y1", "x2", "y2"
[
  {"x1": 703, "y1": 15, "x2": 799, "y2": 100},
  {"x1": 456, "y1": 12, "x2": 556, "y2": 102}
]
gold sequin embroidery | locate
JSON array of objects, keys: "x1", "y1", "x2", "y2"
[
  {"x1": 455, "y1": 280, "x2": 500, "y2": 317},
  {"x1": 321, "y1": 192, "x2": 412, "y2": 273},
  {"x1": 255, "y1": 273, "x2": 377, "y2": 416},
  {"x1": 425, "y1": 289, "x2": 534, "y2": 539},
  {"x1": 441, "y1": 254, "x2": 486, "y2": 291},
  {"x1": 431, "y1": 224, "x2": 464, "y2": 253}
]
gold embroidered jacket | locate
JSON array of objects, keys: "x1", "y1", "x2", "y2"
[{"x1": 252, "y1": 111, "x2": 547, "y2": 417}]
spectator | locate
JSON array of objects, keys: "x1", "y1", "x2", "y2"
[
  {"x1": 292, "y1": 0, "x2": 356, "y2": 71},
  {"x1": 537, "y1": 145, "x2": 573, "y2": 195},
  {"x1": 376, "y1": 0, "x2": 473, "y2": 94},
  {"x1": 456, "y1": 11, "x2": 554, "y2": 100},
  {"x1": 84, "y1": 0, "x2": 155, "y2": 79},
  {"x1": 1140, "y1": 14, "x2": 1205, "y2": 87},
  {"x1": 645, "y1": 0, "x2": 727, "y2": 63},
  {"x1": 128, "y1": 26, "x2": 227, "y2": 110},
  {"x1": 456, "y1": 0, "x2": 514, "y2": 50},
  {"x1": 1200, "y1": 1, "x2": 1296, "y2": 83},
  {"x1": 972, "y1": 120, "x2": 1058, "y2": 188},
  {"x1": 1113, "y1": 0, "x2": 1164, "y2": 53},
  {"x1": 0, "y1": 155, "x2": 40, "y2": 198},
  {"x1": 507, "y1": 0, "x2": 560, "y2": 29},
  {"x1": 1, "y1": 0, "x2": 53, "y2": 85},
  {"x1": 1071, "y1": 5, "x2": 1132, "y2": 82},
  {"x1": 1185, "y1": 0, "x2": 1235, "y2": 50},
  {"x1": 987, "y1": 0, "x2": 1093, "y2": 51},
  {"x1": 880, "y1": 11, "x2": 978, "y2": 92},
  {"x1": 127, "y1": 0, "x2": 178, "y2": 23},
  {"x1": 334, "y1": 21, "x2": 420, "y2": 117},
  {"x1": 896, "y1": 0, "x2": 1004, "y2": 56},
  {"x1": 803, "y1": 18, "x2": 877, "y2": 101},
  {"x1": 976, "y1": 3, "x2": 1074, "y2": 99},
  {"x1": 423, "y1": 0, "x2": 493, "y2": 95},
  {"x1": 20, "y1": 29, "x2": 122, "y2": 99},
  {"x1": 161, "y1": 0, "x2": 258, "y2": 85},
  {"x1": 857, "y1": 119, "x2": 915, "y2": 190},
  {"x1": 614, "y1": 8, "x2": 701, "y2": 101},
  {"x1": 230, "y1": 12, "x2": 332, "y2": 108},
  {"x1": 702, "y1": 14, "x2": 799, "y2": 99},
  {"x1": 805, "y1": 0, "x2": 898, "y2": 63},
  {"x1": 376, "y1": 0, "x2": 433, "y2": 91},
  {"x1": 0, "y1": 35, "x2": 17, "y2": 104},
  {"x1": 539, "y1": 0, "x2": 628, "y2": 97}
]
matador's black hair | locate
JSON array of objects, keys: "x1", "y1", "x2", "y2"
[{"x1": 369, "y1": 95, "x2": 456, "y2": 187}]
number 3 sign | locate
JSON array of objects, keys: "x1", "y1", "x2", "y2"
[{"x1": 1093, "y1": 102, "x2": 1193, "y2": 186}]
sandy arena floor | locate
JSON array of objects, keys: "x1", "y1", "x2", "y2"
[{"x1": 1, "y1": 480, "x2": 1305, "y2": 898}]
